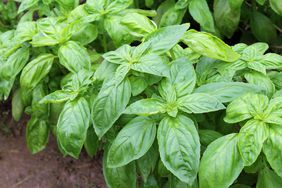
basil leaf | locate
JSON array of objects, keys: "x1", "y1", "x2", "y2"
[
  {"x1": 103, "y1": 151, "x2": 137, "y2": 188},
  {"x1": 132, "y1": 54, "x2": 170, "y2": 77},
  {"x1": 244, "y1": 71, "x2": 275, "y2": 97},
  {"x1": 40, "y1": 90, "x2": 78, "y2": 104},
  {"x1": 57, "y1": 97, "x2": 90, "y2": 158},
  {"x1": 241, "y1": 43, "x2": 269, "y2": 61},
  {"x1": 264, "y1": 97, "x2": 282, "y2": 125},
  {"x1": 167, "y1": 58, "x2": 196, "y2": 97},
  {"x1": 129, "y1": 76, "x2": 148, "y2": 96},
  {"x1": 260, "y1": 53, "x2": 282, "y2": 69},
  {"x1": 124, "y1": 98, "x2": 166, "y2": 116},
  {"x1": 194, "y1": 82, "x2": 263, "y2": 103},
  {"x1": 178, "y1": 93, "x2": 225, "y2": 114},
  {"x1": 199, "y1": 129, "x2": 222, "y2": 147},
  {"x1": 26, "y1": 117, "x2": 49, "y2": 154},
  {"x1": 224, "y1": 93, "x2": 269, "y2": 124},
  {"x1": 250, "y1": 11, "x2": 277, "y2": 43},
  {"x1": 103, "y1": 45, "x2": 132, "y2": 65},
  {"x1": 160, "y1": 6, "x2": 186, "y2": 27},
  {"x1": 121, "y1": 12, "x2": 156, "y2": 37},
  {"x1": 270, "y1": 0, "x2": 282, "y2": 16},
  {"x1": 257, "y1": 167, "x2": 282, "y2": 188},
  {"x1": 20, "y1": 54, "x2": 55, "y2": 90},
  {"x1": 182, "y1": 30, "x2": 240, "y2": 62},
  {"x1": 142, "y1": 24, "x2": 189, "y2": 55},
  {"x1": 189, "y1": 0, "x2": 216, "y2": 33},
  {"x1": 199, "y1": 134, "x2": 244, "y2": 188},
  {"x1": 214, "y1": 0, "x2": 244, "y2": 38},
  {"x1": 157, "y1": 115, "x2": 200, "y2": 184},
  {"x1": 92, "y1": 78, "x2": 131, "y2": 138},
  {"x1": 104, "y1": 15, "x2": 135, "y2": 47},
  {"x1": 107, "y1": 116, "x2": 156, "y2": 168},
  {"x1": 84, "y1": 125, "x2": 99, "y2": 158},
  {"x1": 12, "y1": 89, "x2": 24, "y2": 121},
  {"x1": 137, "y1": 143, "x2": 159, "y2": 183},
  {"x1": 18, "y1": 0, "x2": 39, "y2": 14},
  {"x1": 238, "y1": 120, "x2": 269, "y2": 166},
  {"x1": 263, "y1": 125, "x2": 282, "y2": 177},
  {"x1": 58, "y1": 41, "x2": 91, "y2": 72},
  {"x1": 0, "y1": 46, "x2": 30, "y2": 80}
]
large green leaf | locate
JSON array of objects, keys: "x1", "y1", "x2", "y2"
[
  {"x1": 263, "y1": 125, "x2": 282, "y2": 177},
  {"x1": 0, "y1": 46, "x2": 29, "y2": 80},
  {"x1": 182, "y1": 30, "x2": 240, "y2": 62},
  {"x1": 58, "y1": 41, "x2": 91, "y2": 72},
  {"x1": 92, "y1": 78, "x2": 131, "y2": 138},
  {"x1": 142, "y1": 24, "x2": 189, "y2": 55},
  {"x1": 104, "y1": 15, "x2": 135, "y2": 47},
  {"x1": 103, "y1": 150, "x2": 136, "y2": 188},
  {"x1": 250, "y1": 11, "x2": 277, "y2": 43},
  {"x1": 189, "y1": 0, "x2": 216, "y2": 33},
  {"x1": 57, "y1": 97, "x2": 90, "y2": 158},
  {"x1": 270, "y1": 0, "x2": 282, "y2": 16},
  {"x1": 224, "y1": 93, "x2": 269, "y2": 124},
  {"x1": 238, "y1": 120, "x2": 269, "y2": 166},
  {"x1": 214, "y1": 0, "x2": 244, "y2": 38},
  {"x1": 20, "y1": 54, "x2": 55, "y2": 89},
  {"x1": 107, "y1": 116, "x2": 156, "y2": 168},
  {"x1": 199, "y1": 134, "x2": 244, "y2": 188},
  {"x1": 178, "y1": 93, "x2": 225, "y2": 114},
  {"x1": 257, "y1": 167, "x2": 282, "y2": 188},
  {"x1": 194, "y1": 82, "x2": 263, "y2": 103},
  {"x1": 157, "y1": 115, "x2": 200, "y2": 184}
]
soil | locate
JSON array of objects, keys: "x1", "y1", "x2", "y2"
[{"x1": 0, "y1": 102, "x2": 107, "y2": 188}]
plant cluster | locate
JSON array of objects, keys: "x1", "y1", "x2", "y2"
[{"x1": 0, "y1": 0, "x2": 282, "y2": 187}]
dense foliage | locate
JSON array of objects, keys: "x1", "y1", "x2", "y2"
[{"x1": 1, "y1": 0, "x2": 282, "y2": 187}]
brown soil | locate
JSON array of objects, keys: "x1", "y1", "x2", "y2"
[{"x1": 0, "y1": 103, "x2": 107, "y2": 188}]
